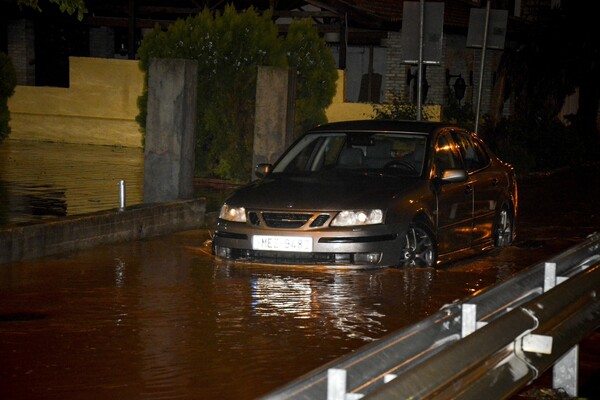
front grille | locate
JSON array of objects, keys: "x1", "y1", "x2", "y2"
[
  {"x1": 262, "y1": 212, "x2": 313, "y2": 228},
  {"x1": 245, "y1": 211, "x2": 334, "y2": 229}
]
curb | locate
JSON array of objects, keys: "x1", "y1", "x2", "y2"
[{"x1": 0, "y1": 198, "x2": 206, "y2": 264}]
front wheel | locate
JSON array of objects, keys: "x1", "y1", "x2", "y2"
[
  {"x1": 493, "y1": 205, "x2": 514, "y2": 247},
  {"x1": 398, "y1": 223, "x2": 438, "y2": 268}
]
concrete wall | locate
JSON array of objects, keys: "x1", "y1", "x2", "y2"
[
  {"x1": 7, "y1": 57, "x2": 144, "y2": 147},
  {"x1": 0, "y1": 198, "x2": 206, "y2": 264}
]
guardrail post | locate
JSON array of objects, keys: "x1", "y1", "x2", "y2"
[
  {"x1": 327, "y1": 368, "x2": 347, "y2": 400},
  {"x1": 553, "y1": 345, "x2": 579, "y2": 397},
  {"x1": 327, "y1": 368, "x2": 363, "y2": 400},
  {"x1": 462, "y1": 303, "x2": 477, "y2": 337},
  {"x1": 544, "y1": 262, "x2": 556, "y2": 291}
]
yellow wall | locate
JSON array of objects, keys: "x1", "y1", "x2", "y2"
[
  {"x1": 8, "y1": 57, "x2": 145, "y2": 147},
  {"x1": 326, "y1": 70, "x2": 376, "y2": 122},
  {"x1": 326, "y1": 70, "x2": 442, "y2": 123},
  {"x1": 7, "y1": 60, "x2": 440, "y2": 148}
]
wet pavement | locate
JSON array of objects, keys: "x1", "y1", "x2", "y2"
[{"x1": 0, "y1": 139, "x2": 599, "y2": 399}]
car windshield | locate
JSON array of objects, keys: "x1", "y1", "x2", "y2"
[{"x1": 272, "y1": 132, "x2": 427, "y2": 177}]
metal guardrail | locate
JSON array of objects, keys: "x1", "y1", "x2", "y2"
[{"x1": 261, "y1": 232, "x2": 600, "y2": 400}]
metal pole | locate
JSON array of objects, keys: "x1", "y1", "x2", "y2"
[
  {"x1": 474, "y1": 1, "x2": 491, "y2": 133},
  {"x1": 416, "y1": 0, "x2": 425, "y2": 121},
  {"x1": 119, "y1": 179, "x2": 126, "y2": 210}
]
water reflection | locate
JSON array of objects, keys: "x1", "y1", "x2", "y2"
[
  {"x1": 114, "y1": 258, "x2": 126, "y2": 288},
  {"x1": 0, "y1": 182, "x2": 68, "y2": 219},
  {"x1": 0, "y1": 140, "x2": 144, "y2": 226},
  {"x1": 248, "y1": 273, "x2": 386, "y2": 341},
  {"x1": 0, "y1": 183, "x2": 7, "y2": 225},
  {"x1": 211, "y1": 262, "x2": 445, "y2": 343}
]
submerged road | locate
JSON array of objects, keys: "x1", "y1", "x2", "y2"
[{"x1": 0, "y1": 140, "x2": 598, "y2": 399}]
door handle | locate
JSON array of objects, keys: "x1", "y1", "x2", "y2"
[
  {"x1": 465, "y1": 185, "x2": 473, "y2": 194},
  {"x1": 491, "y1": 178, "x2": 499, "y2": 186}
]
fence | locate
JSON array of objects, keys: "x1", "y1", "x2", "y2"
[{"x1": 261, "y1": 232, "x2": 600, "y2": 400}]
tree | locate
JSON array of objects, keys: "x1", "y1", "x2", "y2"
[
  {"x1": 0, "y1": 52, "x2": 17, "y2": 143},
  {"x1": 16, "y1": 0, "x2": 87, "y2": 20},
  {"x1": 482, "y1": 0, "x2": 599, "y2": 172},
  {"x1": 488, "y1": 0, "x2": 599, "y2": 137}
]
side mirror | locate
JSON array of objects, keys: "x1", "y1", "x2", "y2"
[
  {"x1": 255, "y1": 163, "x2": 272, "y2": 178},
  {"x1": 440, "y1": 168, "x2": 468, "y2": 183}
]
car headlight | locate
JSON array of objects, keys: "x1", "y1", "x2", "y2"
[
  {"x1": 219, "y1": 204, "x2": 246, "y2": 223},
  {"x1": 331, "y1": 209, "x2": 383, "y2": 226}
]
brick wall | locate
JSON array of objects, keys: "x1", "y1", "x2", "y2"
[
  {"x1": 7, "y1": 19, "x2": 35, "y2": 86},
  {"x1": 383, "y1": 31, "x2": 403, "y2": 102},
  {"x1": 384, "y1": 30, "x2": 503, "y2": 118}
]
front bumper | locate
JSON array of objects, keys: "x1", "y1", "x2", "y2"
[{"x1": 212, "y1": 220, "x2": 403, "y2": 269}]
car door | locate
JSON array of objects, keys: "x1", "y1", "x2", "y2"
[
  {"x1": 432, "y1": 131, "x2": 474, "y2": 254},
  {"x1": 450, "y1": 130, "x2": 502, "y2": 246}
]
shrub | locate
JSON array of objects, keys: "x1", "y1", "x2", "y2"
[
  {"x1": 0, "y1": 52, "x2": 17, "y2": 143},
  {"x1": 441, "y1": 96, "x2": 475, "y2": 130},
  {"x1": 479, "y1": 114, "x2": 597, "y2": 175},
  {"x1": 479, "y1": 115, "x2": 536, "y2": 175},
  {"x1": 372, "y1": 91, "x2": 434, "y2": 121},
  {"x1": 137, "y1": 7, "x2": 337, "y2": 181},
  {"x1": 284, "y1": 18, "x2": 337, "y2": 137}
]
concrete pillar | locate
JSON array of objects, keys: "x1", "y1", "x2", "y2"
[
  {"x1": 143, "y1": 58, "x2": 197, "y2": 203},
  {"x1": 252, "y1": 66, "x2": 296, "y2": 180}
]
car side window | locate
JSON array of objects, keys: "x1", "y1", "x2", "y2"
[
  {"x1": 434, "y1": 134, "x2": 461, "y2": 175},
  {"x1": 469, "y1": 136, "x2": 490, "y2": 170},
  {"x1": 451, "y1": 131, "x2": 490, "y2": 172}
]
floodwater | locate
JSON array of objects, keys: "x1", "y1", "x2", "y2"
[
  {"x1": 4, "y1": 233, "x2": 591, "y2": 400},
  {"x1": 0, "y1": 140, "x2": 144, "y2": 225},
  {"x1": 0, "y1": 140, "x2": 599, "y2": 399}
]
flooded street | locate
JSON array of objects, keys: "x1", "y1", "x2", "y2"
[
  {"x1": 2, "y1": 232, "x2": 581, "y2": 400},
  {"x1": 0, "y1": 140, "x2": 598, "y2": 399}
]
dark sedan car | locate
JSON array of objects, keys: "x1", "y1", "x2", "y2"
[{"x1": 212, "y1": 120, "x2": 518, "y2": 269}]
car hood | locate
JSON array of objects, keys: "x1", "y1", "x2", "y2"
[{"x1": 224, "y1": 171, "x2": 422, "y2": 210}]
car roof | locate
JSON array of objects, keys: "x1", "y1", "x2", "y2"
[{"x1": 308, "y1": 119, "x2": 454, "y2": 136}]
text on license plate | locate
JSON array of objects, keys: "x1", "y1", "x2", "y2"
[{"x1": 252, "y1": 235, "x2": 313, "y2": 252}]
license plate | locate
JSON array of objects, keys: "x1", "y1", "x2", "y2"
[{"x1": 252, "y1": 235, "x2": 313, "y2": 252}]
